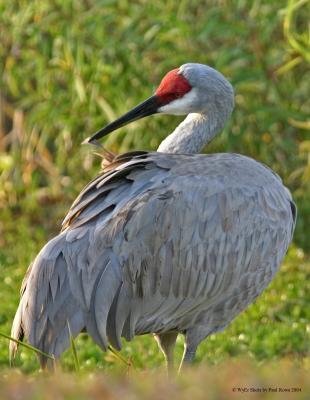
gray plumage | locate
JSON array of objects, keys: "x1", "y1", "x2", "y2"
[{"x1": 10, "y1": 63, "x2": 296, "y2": 371}]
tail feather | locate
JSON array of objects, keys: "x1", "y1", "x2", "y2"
[
  {"x1": 9, "y1": 235, "x2": 85, "y2": 368},
  {"x1": 10, "y1": 232, "x2": 135, "y2": 367}
]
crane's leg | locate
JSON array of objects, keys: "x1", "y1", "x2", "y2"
[
  {"x1": 178, "y1": 327, "x2": 207, "y2": 373},
  {"x1": 178, "y1": 342, "x2": 198, "y2": 373},
  {"x1": 154, "y1": 332, "x2": 178, "y2": 376}
]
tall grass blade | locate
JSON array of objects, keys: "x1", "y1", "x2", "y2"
[
  {"x1": 67, "y1": 322, "x2": 80, "y2": 372},
  {"x1": 107, "y1": 345, "x2": 134, "y2": 369},
  {"x1": 0, "y1": 331, "x2": 55, "y2": 362}
]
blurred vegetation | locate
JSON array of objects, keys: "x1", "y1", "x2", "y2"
[
  {"x1": 0, "y1": 0, "x2": 309, "y2": 247},
  {"x1": 1, "y1": 359, "x2": 310, "y2": 400},
  {"x1": 0, "y1": 0, "x2": 309, "y2": 379}
]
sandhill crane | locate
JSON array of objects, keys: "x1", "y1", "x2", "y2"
[{"x1": 10, "y1": 63, "x2": 296, "y2": 373}]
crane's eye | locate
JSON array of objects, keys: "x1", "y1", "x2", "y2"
[
  {"x1": 169, "y1": 92, "x2": 182, "y2": 99},
  {"x1": 156, "y1": 91, "x2": 184, "y2": 105}
]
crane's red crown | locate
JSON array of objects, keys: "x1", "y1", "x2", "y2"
[{"x1": 155, "y1": 68, "x2": 192, "y2": 105}]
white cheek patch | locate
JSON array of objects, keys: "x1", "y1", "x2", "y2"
[{"x1": 158, "y1": 89, "x2": 198, "y2": 115}]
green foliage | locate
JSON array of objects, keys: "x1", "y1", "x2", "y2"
[
  {"x1": 0, "y1": 0, "x2": 309, "y2": 377},
  {"x1": 0, "y1": 0, "x2": 309, "y2": 247}
]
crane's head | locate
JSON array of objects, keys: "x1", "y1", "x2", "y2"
[{"x1": 85, "y1": 63, "x2": 234, "y2": 144}]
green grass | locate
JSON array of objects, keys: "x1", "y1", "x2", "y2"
[{"x1": 0, "y1": 0, "x2": 310, "y2": 248}]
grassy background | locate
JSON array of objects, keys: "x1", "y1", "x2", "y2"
[{"x1": 0, "y1": 0, "x2": 309, "y2": 396}]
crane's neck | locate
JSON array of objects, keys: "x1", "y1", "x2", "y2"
[{"x1": 157, "y1": 108, "x2": 226, "y2": 154}]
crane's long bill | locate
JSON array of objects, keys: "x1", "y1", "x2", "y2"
[{"x1": 85, "y1": 95, "x2": 160, "y2": 144}]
